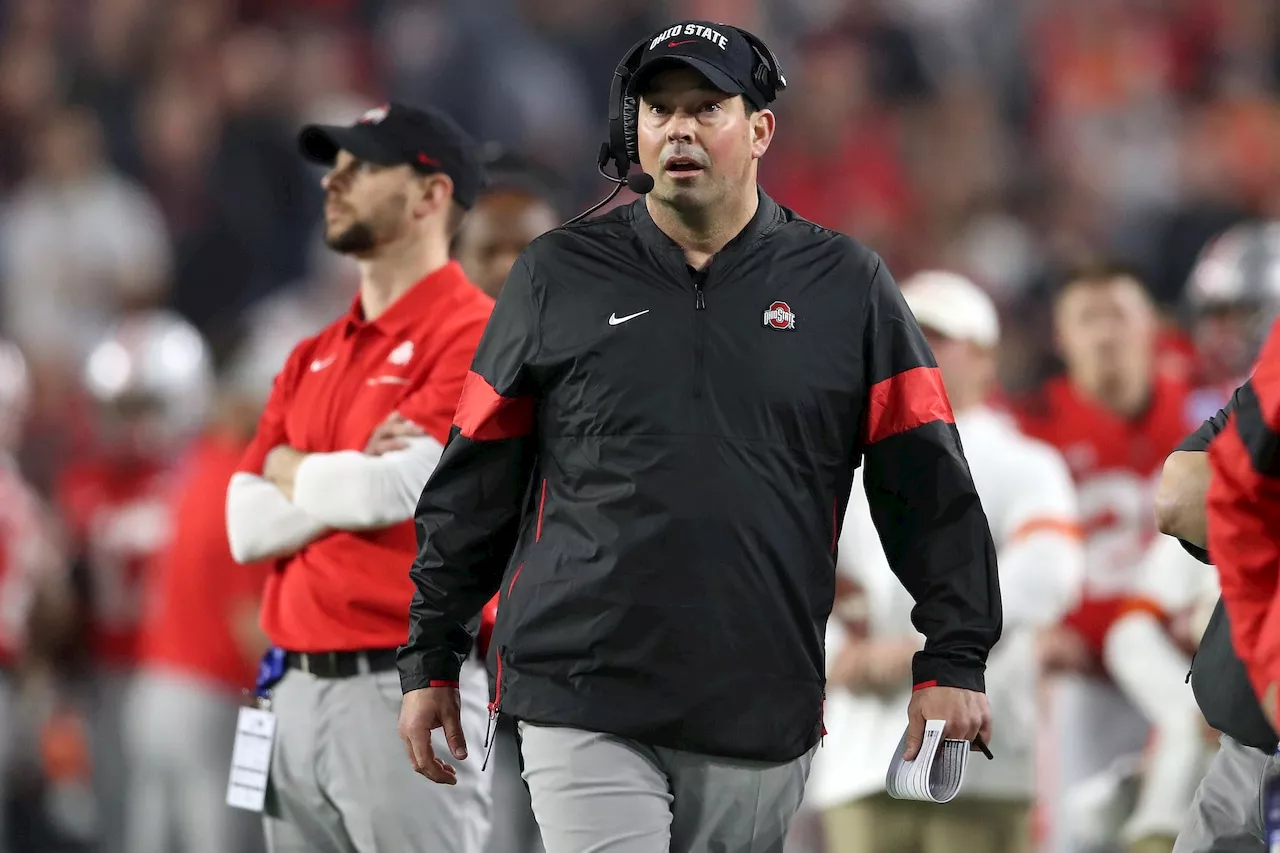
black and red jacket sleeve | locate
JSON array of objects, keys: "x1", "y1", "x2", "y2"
[
  {"x1": 857, "y1": 258, "x2": 1002, "y2": 693},
  {"x1": 1207, "y1": 318, "x2": 1280, "y2": 712},
  {"x1": 398, "y1": 256, "x2": 541, "y2": 692}
]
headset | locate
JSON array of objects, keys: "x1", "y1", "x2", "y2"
[
  {"x1": 566, "y1": 24, "x2": 787, "y2": 225},
  {"x1": 602, "y1": 26, "x2": 787, "y2": 182}
]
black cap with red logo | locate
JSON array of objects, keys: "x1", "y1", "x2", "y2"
[
  {"x1": 629, "y1": 21, "x2": 776, "y2": 110},
  {"x1": 298, "y1": 102, "x2": 486, "y2": 209}
]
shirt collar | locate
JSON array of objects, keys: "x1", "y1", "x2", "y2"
[
  {"x1": 631, "y1": 186, "x2": 782, "y2": 265},
  {"x1": 342, "y1": 260, "x2": 476, "y2": 338}
]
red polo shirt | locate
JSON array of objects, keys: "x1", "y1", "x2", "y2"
[{"x1": 237, "y1": 261, "x2": 493, "y2": 652}]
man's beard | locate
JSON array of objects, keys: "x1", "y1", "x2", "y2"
[{"x1": 325, "y1": 220, "x2": 378, "y2": 255}]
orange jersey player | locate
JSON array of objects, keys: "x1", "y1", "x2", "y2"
[{"x1": 1012, "y1": 262, "x2": 1207, "y2": 853}]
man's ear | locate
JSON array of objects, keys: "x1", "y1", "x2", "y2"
[
  {"x1": 413, "y1": 173, "x2": 454, "y2": 219},
  {"x1": 750, "y1": 108, "x2": 775, "y2": 161}
]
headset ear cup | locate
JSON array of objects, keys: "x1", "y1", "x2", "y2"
[
  {"x1": 753, "y1": 61, "x2": 772, "y2": 99},
  {"x1": 737, "y1": 29, "x2": 786, "y2": 102},
  {"x1": 622, "y1": 94, "x2": 640, "y2": 164}
]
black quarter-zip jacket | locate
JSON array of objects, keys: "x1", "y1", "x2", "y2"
[{"x1": 399, "y1": 189, "x2": 1002, "y2": 762}]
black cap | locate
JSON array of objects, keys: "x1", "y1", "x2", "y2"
[
  {"x1": 299, "y1": 103, "x2": 486, "y2": 209},
  {"x1": 629, "y1": 22, "x2": 774, "y2": 109}
]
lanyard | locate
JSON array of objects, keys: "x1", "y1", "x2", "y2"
[{"x1": 252, "y1": 647, "x2": 288, "y2": 709}]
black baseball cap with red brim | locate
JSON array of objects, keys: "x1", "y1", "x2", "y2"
[
  {"x1": 298, "y1": 102, "x2": 486, "y2": 209},
  {"x1": 628, "y1": 21, "x2": 774, "y2": 109}
]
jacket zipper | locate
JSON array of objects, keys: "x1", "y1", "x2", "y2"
[
  {"x1": 693, "y1": 280, "x2": 706, "y2": 399},
  {"x1": 489, "y1": 649, "x2": 504, "y2": 715},
  {"x1": 484, "y1": 481, "x2": 544, "y2": 768},
  {"x1": 821, "y1": 687, "x2": 827, "y2": 744},
  {"x1": 483, "y1": 647, "x2": 506, "y2": 771}
]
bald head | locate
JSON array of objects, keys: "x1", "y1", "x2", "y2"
[{"x1": 454, "y1": 189, "x2": 560, "y2": 298}]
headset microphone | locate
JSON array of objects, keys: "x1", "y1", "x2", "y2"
[
  {"x1": 626, "y1": 172, "x2": 655, "y2": 194},
  {"x1": 561, "y1": 143, "x2": 654, "y2": 227}
]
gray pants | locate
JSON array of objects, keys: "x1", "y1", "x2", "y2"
[
  {"x1": 264, "y1": 660, "x2": 492, "y2": 853},
  {"x1": 1173, "y1": 734, "x2": 1275, "y2": 853},
  {"x1": 90, "y1": 669, "x2": 131, "y2": 853},
  {"x1": 518, "y1": 721, "x2": 814, "y2": 853},
  {"x1": 484, "y1": 715, "x2": 544, "y2": 853},
  {"x1": 122, "y1": 670, "x2": 265, "y2": 853}
]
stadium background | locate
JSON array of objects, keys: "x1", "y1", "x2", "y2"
[{"x1": 0, "y1": 0, "x2": 1276, "y2": 850}]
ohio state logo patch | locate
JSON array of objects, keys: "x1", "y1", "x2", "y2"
[
  {"x1": 388, "y1": 340, "x2": 414, "y2": 365},
  {"x1": 762, "y1": 301, "x2": 796, "y2": 330}
]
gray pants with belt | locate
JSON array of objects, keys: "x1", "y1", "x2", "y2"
[
  {"x1": 517, "y1": 721, "x2": 814, "y2": 853},
  {"x1": 1173, "y1": 734, "x2": 1277, "y2": 853},
  {"x1": 264, "y1": 657, "x2": 492, "y2": 853}
]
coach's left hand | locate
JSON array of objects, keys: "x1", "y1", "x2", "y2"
[
  {"x1": 398, "y1": 686, "x2": 467, "y2": 785},
  {"x1": 903, "y1": 685, "x2": 991, "y2": 760}
]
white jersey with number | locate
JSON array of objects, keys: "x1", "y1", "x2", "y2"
[{"x1": 807, "y1": 404, "x2": 1085, "y2": 808}]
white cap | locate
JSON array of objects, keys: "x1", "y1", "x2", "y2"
[{"x1": 900, "y1": 270, "x2": 1000, "y2": 348}]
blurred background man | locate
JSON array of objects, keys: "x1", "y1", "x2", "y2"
[
  {"x1": 3, "y1": 1, "x2": 1280, "y2": 851},
  {"x1": 807, "y1": 272, "x2": 1084, "y2": 853},
  {"x1": 43, "y1": 310, "x2": 213, "y2": 853},
  {"x1": 121, "y1": 328, "x2": 291, "y2": 853},
  {"x1": 1180, "y1": 221, "x2": 1280, "y2": 426},
  {"x1": 1012, "y1": 265, "x2": 1207, "y2": 853},
  {"x1": 451, "y1": 146, "x2": 562, "y2": 300}
]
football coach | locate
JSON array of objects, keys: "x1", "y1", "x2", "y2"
[{"x1": 397, "y1": 20, "x2": 1003, "y2": 853}]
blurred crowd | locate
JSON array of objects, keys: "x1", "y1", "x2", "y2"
[
  {"x1": 0, "y1": 0, "x2": 1278, "y2": 851},
  {"x1": 1, "y1": 0, "x2": 1278, "y2": 480}
]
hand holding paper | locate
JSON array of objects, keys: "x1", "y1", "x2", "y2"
[
  {"x1": 903, "y1": 684, "x2": 991, "y2": 759},
  {"x1": 886, "y1": 719, "x2": 971, "y2": 803}
]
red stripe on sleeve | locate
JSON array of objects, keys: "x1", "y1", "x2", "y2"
[
  {"x1": 454, "y1": 370, "x2": 535, "y2": 441},
  {"x1": 913, "y1": 680, "x2": 938, "y2": 691},
  {"x1": 864, "y1": 367, "x2": 954, "y2": 445},
  {"x1": 428, "y1": 680, "x2": 460, "y2": 688}
]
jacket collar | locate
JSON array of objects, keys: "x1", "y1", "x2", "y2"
[{"x1": 630, "y1": 187, "x2": 782, "y2": 269}]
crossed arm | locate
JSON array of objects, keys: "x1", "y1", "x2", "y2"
[{"x1": 227, "y1": 413, "x2": 445, "y2": 563}]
